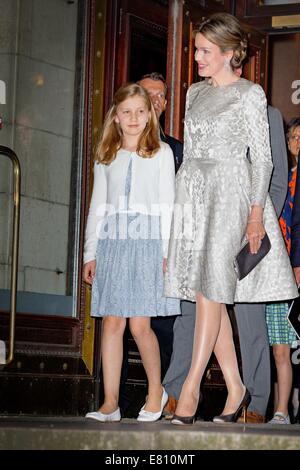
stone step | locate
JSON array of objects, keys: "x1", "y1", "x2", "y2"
[{"x1": 0, "y1": 417, "x2": 300, "y2": 450}]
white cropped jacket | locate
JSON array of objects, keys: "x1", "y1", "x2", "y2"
[{"x1": 84, "y1": 142, "x2": 176, "y2": 263}]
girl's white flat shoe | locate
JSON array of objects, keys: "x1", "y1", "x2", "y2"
[
  {"x1": 85, "y1": 407, "x2": 121, "y2": 422},
  {"x1": 137, "y1": 388, "x2": 168, "y2": 422}
]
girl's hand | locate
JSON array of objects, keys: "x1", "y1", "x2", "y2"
[
  {"x1": 83, "y1": 260, "x2": 96, "y2": 285},
  {"x1": 246, "y1": 221, "x2": 265, "y2": 254},
  {"x1": 163, "y1": 258, "x2": 167, "y2": 274}
]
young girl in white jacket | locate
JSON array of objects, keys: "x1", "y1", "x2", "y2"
[{"x1": 83, "y1": 83, "x2": 180, "y2": 422}]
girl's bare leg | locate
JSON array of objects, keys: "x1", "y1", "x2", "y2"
[
  {"x1": 100, "y1": 316, "x2": 127, "y2": 413},
  {"x1": 129, "y1": 316, "x2": 163, "y2": 412},
  {"x1": 272, "y1": 344, "x2": 292, "y2": 416}
]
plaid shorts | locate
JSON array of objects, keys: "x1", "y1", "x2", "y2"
[{"x1": 265, "y1": 302, "x2": 298, "y2": 348}]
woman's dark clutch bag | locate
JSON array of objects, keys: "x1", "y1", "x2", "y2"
[{"x1": 234, "y1": 233, "x2": 271, "y2": 281}]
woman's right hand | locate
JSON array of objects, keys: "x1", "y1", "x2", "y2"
[{"x1": 83, "y1": 260, "x2": 96, "y2": 285}]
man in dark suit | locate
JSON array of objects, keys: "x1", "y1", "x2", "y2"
[
  {"x1": 138, "y1": 73, "x2": 183, "y2": 173},
  {"x1": 234, "y1": 105, "x2": 289, "y2": 423}
]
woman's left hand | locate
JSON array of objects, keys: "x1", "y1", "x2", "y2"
[{"x1": 246, "y1": 221, "x2": 266, "y2": 254}]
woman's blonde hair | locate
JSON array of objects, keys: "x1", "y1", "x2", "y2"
[
  {"x1": 95, "y1": 83, "x2": 160, "y2": 164},
  {"x1": 197, "y1": 13, "x2": 248, "y2": 69}
]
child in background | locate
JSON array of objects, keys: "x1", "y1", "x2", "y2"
[{"x1": 266, "y1": 118, "x2": 300, "y2": 424}]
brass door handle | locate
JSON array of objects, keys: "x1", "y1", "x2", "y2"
[{"x1": 0, "y1": 146, "x2": 21, "y2": 364}]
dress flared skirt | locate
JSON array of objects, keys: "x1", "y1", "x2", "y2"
[{"x1": 164, "y1": 158, "x2": 298, "y2": 304}]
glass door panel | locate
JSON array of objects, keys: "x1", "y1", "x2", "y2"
[{"x1": 0, "y1": 0, "x2": 85, "y2": 317}]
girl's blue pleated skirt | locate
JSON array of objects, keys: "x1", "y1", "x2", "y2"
[{"x1": 91, "y1": 212, "x2": 180, "y2": 318}]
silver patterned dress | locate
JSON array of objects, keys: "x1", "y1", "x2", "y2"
[{"x1": 164, "y1": 78, "x2": 298, "y2": 304}]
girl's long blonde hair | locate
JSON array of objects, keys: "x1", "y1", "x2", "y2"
[{"x1": 95, "y1": 83, "x2": 160, "y2": 164}]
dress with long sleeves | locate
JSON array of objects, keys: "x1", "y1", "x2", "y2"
[{"x1": 164, "y1": 78, "x2": 298, "y2": 304}]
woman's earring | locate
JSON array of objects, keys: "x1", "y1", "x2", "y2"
[{"x1": 224, "y1": 57, "x2": 231, "y2": 70}]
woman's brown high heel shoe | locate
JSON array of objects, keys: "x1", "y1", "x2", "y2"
[
  {"x1": 213, "y1": 388, "x2": 251, "y2": 423},
  {"x1": 171, "y1": 392, "x2": 202, "y2": 426}
]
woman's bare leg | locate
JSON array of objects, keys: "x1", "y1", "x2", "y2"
[
  {"x1": 129, "y1": 316, "x2": 163, "y2": 412},
  {"x1": 100, "y1": 316, "x2": 127, "y2": 413},
  {"x1": 174, "y1": 293, "x2": 222, "y2": 417},
  {"x1": 213, "y1": 305, "x2": 245, "y2": 415}
]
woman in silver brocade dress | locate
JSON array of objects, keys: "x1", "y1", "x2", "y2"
[{"x1": 165, "y1": 13, "x2": 298, "y2": 425}]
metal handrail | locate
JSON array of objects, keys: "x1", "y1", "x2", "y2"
[{"x1": 0, "y1": 146, "x2": 21, "y2": 364}]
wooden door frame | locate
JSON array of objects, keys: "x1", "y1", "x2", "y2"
[{"x1": 103, "y1": 0, "x2": 169, "y2": 115}]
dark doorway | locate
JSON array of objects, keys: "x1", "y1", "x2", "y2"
[{"x1": 129, "y1": 17, "x2": 167, "y2": 82}]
